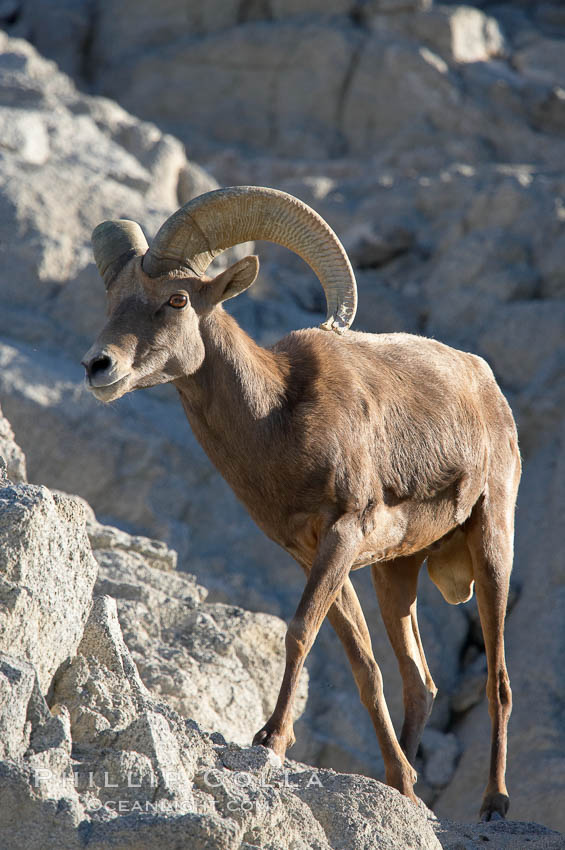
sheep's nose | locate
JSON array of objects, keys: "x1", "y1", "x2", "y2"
[{"x1": 82, "y1": 351, "x2": 115, "y2": 386}]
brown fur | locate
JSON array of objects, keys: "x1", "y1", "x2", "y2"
[{"x1": 83, "y1": 255, "x2": 521, "y2": 819}]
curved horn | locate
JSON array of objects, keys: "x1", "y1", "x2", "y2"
[
  {"x1": 92, "y1": 220, "x2": 149, "y2": 289},
  {"x1": 142, "y1": 186, "x2": 357, "y2": 333}
]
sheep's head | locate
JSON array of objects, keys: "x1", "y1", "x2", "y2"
[
  {"x1": 82, "y1": 249, "x2": 259, "y2": 402},
  {"x1": 82, "y1": 186, "x2": 357, "y2": 402}
]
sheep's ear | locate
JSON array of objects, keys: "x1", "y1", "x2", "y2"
[{"x1": 205, "y1": 255, "x2": 259, "y2": 305}]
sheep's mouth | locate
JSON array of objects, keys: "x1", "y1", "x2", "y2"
[{"x1": 86, "y1": 374, "x2": 131, "y2": 402}]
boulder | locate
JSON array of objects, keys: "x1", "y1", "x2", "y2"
[
  {"x1": 513, "y1": 36, "x2": 565, "y2": 86},
  {"x1": 93, "y1": 20, "x2": 362, "y2": 158},
  {"x1": 366, "y1": 4, "x2": 506, "y2": 65},
  {"x1": 0, "y1": 401, "x2": 26, "y2": 482},
  {"x1": 0, "y1": 653, "x2": 37, "y2": 760},
  {"x1": 89, "y1": 519, "x2": 309, "y2": 746},
  {"x1": 1, "y1": 588, "x2": 560, "y2": 848},
  {"x1": 0, "y1": 480, "x2": 98, "y2": 692},
  {"x1": 0, "y1": 545, "x2": 442, "y2": 849},
  {"x1": 12, "y1": 0, "x2": 562, "y2": 167},
  {"x1": 0, "y1": 584, "x2": 442, "y2": 850},
  {"x1": 477, "y1": 300, "x2": 565, "y2": 390},
  {"x1": 0, "y1": 417, "x2": 563, "y2": 848}
]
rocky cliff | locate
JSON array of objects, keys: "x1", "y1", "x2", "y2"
[
  {"x1": 1, "y1": 410, "x2": 563, "y2": 849},
  {"x1": 0, "y1": 0, "x2": 564, "y2": 840}
]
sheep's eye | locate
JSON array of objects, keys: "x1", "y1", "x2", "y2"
[{"x1": 168, "y1": 293, "x2": 188, "y2": 309}]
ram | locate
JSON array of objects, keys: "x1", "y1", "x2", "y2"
[{"x1": 83, "y1": 186, "x2": 520, "y2": 820}]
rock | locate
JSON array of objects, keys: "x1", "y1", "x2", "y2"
[
  {"x1": 178, "y1": 160, "x2": 220, "y2": 205},
  {"x1": 435, "y1": 819, "x2": 565, "y2": 850},
  {"x1": 369, "y1": 0, "x2": 431, "y2": 10},
  {"x1": 514, "y1": 349, "x2": 565, "y2": 456},
  {"x1": 97, "y1": 20, "x2": 362, "y2": 158},
  {"x1": 420, "y1": 728, "x2": 460, "y2": 790},
  {"x1": 292, "y1": 770, "x2": 441, "y2": 850},
  {"x1": 535, "y1": 3, "x2": 565, "y2": 35},
  {"x1": 0, "y1": 424, "x2": 563, "y2": 847},
  {"x1": 13, "y1": 0, "x2": 92, "y2": 79},
  {"x1": 432, "y1": 7, "x2": 506, "y2": 64},
  {"x1": 513, "y1": 37, "x2": 565, "y2": 86},
  {"x1": 89, "y1": 523, "x2": 308, "y2": 746},
  {"x1": 4, "y1": 571, "x2": 440, "y2": 849},
  {"x1": 450, "y1": 654, "x2": 487, "y2": 715},
  {"x1": 270, "y1": 0, "x2": 354, "y2": 17},
  {"x1": 341, "y1": 31, "x2": 460, "y2": 158},
  {"x1": 87, "y1": 520, "x2": 178, "y2": 572},
  {"x1": 0, "y1": 401, "x2": 26, "y2": 482},
  {"x1": 477, "y1": 300, "x2": 565, "y2": 390},
  {"x1": 0, "y1": 653, "x2": 36, "y2": 759},
  {"x1": 7, "y1": 0, "x2": 564, "y2": 167},
  {"x1": 52, "y1": 595, "x2": 196, "y2": 812},
  {"x1": 0, "y1": 4, "x2": 565, "y2": 838},
  {"x1": 367, "y1": 5, "x2": 506, "y2": 65},
  {"x1": 0, "y1": 31, "x2": 201, "y2": 356},
  {"x1": 346, "y1": 224, "x2": 416, "y2": 269},
  {"x1": 0, "y1": 480, "x2": 98, "y2": 692},
  {"x1": 0, "y1": 107, "x2": 49, "y2": 163}
]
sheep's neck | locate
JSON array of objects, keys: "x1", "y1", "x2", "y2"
[{"x1": 174, "y1": 307, "x2": 289, "y2": 483}]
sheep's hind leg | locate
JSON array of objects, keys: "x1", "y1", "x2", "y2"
[
  {"x1": 465, "y1": 494, "x2": 514, "y2": 821},
  {"x1": 325, "y1": 576, "x2": 418, "y2": 800},
  {"x1": 253, "y1": 515, "x2": 362, "y2": 763},
  {"x1": 371, "y1": 554, "x2": 437, "y2": 766}
]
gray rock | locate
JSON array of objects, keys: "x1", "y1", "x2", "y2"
[
  {"x1": 513, "y1": 37, "x2": 565, "y2": 86},
  {"x1": 43, "y1": 584, "x2": 442, "y2": 850},
  {"x1": 90, "y1": 528, "x2": 308, "y2": 747},
  {"x1": 0, "y1": 3, "x2": 565, "y2": 838},
  {"x1": 0, "y1": 401, "x2": 26, "y2": 482},
  {"x1": 367, "y1": 5, "x2": 506, "y2": 65},
  {"x1": 293, "y1": 770, "x2": 441, "y2": 850},
  {"x1": 435, "y1": 819, "x2": 565, "y2": 850},
  {"x1": 0, "y1": 481, "x2": 98, "y2": 692},
  {"x1": 0, "y1": 653, "x2": 36, "y2": 759},
  {"x1": 270, "y1": 0, "x2": 353, "y2": 16},
  {"x1": 450, "y1": 653, "x2": 488, "y2": 715},
  {"x1": 477, "y1": 300, "x2": 565, "y2": 390},
  {"x1": 420, "y1": 728, "x2": 460, "y2": 789},
  {"x1": 0, "y1": 420, "x2": 563, "y2": 847},
  {"x1": 51, "y1": 595, "x2": 197, "y2": 812},
  {"x1": 88, "y1": 520, "x2": 178, "y2": 572},
  {"x1": 365, "y1": 0, "x2": 431, "y2": 10}
]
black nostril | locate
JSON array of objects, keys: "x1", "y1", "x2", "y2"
[{"x1": 89, "y1": 355, "x2": 111, "y2": 377}]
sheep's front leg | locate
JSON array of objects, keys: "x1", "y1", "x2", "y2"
[{"x1": 253, "y1": 515, "x2": 362, "y2": 760}]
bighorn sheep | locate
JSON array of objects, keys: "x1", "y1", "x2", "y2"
[{"x1": 82, "y1": 186, "x2": 520, "y2": 820}]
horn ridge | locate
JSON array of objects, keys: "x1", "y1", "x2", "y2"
[
  {"x1": 142, "y1": 186, "x2": 357, "y2": 332},
  {"x1": 92, "y1": 220, "x2": 149, "y2": 289}
]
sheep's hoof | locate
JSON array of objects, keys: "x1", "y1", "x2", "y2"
[
  {"x1": 385, "y1": 764, "x2": 418, "y2": 803},
  {"x1": 252, "y1": 724, "x2": 294, "y2": 760},
  {"x1": 480, "y1": 792, "x2": 509, "y2": 821}
]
